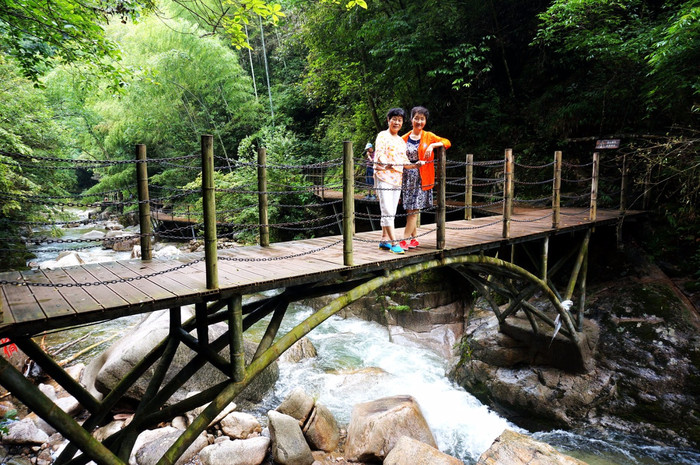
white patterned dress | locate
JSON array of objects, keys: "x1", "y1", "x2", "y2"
[{"x1": 402, "y1": 137, "x2": 433, "y2": 210}]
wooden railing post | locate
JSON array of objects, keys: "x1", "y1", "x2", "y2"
[
  {"x1": 552, "y1": 150, "x2": 562, "y2": 229},
  {"x1": 436, "y1": 146, "x2": 447, "y2": 249},
  {"x1": 342, "y1": 141, "x2": 354, "y2": 266},
  {"x1": 258, "y1": 147, "x2": 269, "y2": 247},
  {"x1": 617, "y1": 154, "x2": 629, "y2": 249},
  {"x1": 201, "y1": 134, "x2": 218, "y2": 289},
  {"x1": 590, "y1": 152, "x2": 599, "y2": 222},
  {"x1": 465, "y1": 153, "x2": 473, "y2": 220},
  {"x1": 136, "y1": 144, "x2": 152, "y2": 260},
  {"x1": 619, "y1": 154, "x2": 628, "y2": 215},
  {"x1": 502, "y1": 148, "x2": 513, "y2": 238}
]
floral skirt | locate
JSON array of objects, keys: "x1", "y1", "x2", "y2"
[{"x1": 401, "y1": 168, "x2": 433, "y2": 210}]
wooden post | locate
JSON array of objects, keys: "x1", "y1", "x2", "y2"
[
  {"x1": 258, "y1": 147, "x2": 269, "y2": 247},
  {"x1": 552, "y1": 151, "x2": 561, "y2": 229},
  {"x1": 577, "y1": 248, "x2": 588, "y2": 332},
  {"x1": 342, "y1": 141, "x2": 354, "y2": 266},
  {"x1": 201, "y1": 135, "x2": 218, "y2": 290},
  {"x1": 617, "y1": 154, "x2": 629, "y2": 249},
  {"x1": 590, "y1": 152, "x2": 599, "y2": 221},
  {"x1": 619, "y1": 154, "x2": 628, "y2": 215},
  {"x1": 136, "y1": 144, "x2": 152, "y2": 260},
  {"x1": 465, "y1": 154, "x2": 473, "y2": 220},
  {"x1": 542, "y1": 236, "x2": 549, "y2": 281},
  {"x1": 229, "y1": 294, "x2": 245, "y2": 381},
  {"x1": 502, "y1": 148, "x2": 513, "y2": 238},
  {"x1": 565, "y1": 229, "x2": 591, "y2": 302},
  {"x1": 436, "y1": 146, "x2": 447, "y2": 249}
]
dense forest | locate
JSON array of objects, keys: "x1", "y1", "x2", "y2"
[{"x1": 0, "y1": 0, "x2": 698, "y2": 279}]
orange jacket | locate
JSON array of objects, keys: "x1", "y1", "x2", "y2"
[{"x1": 401, "y1": 131, "x2": 452, "y2": 190}]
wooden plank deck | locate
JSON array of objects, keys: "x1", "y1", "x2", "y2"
[{"x1": 0, "y1": 208, "x2": 639, "y2": 338}]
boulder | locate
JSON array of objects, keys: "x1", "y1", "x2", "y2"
[
  {"x1": 40, "y1": 252, "x2": 85, "y2": 269},
  {"x1": 93, "y1": 420, "x2": 125, "y2": 442},
  {"x1": 80, "y1": 230, "x2": 106, "y2": 240},
  {"x1": 112, "y1": 236, "x2": 139, "y2": 252},
  {"x1": 302, "y1": 403, "x2": 339, "y2": 452},
  {"x1": 130, "y1": 427, "x2": 179, "y2": 465},
  {"x1": 384, "y1": 436, "x2": 463, "y2": 465},
  {"x1": 131, "y1": 245, "x2": 141, "y2": 259},
  {"x1": 3, "y1": 418, "x2": 49, "y2": 445},
  {"x1": 281, "y1": 337, "x2": 317, "y2": 363},
  {"x1": 277, "y1": 388, "x2": 315, "y2": 424},
  {"x1": 345, "y1": 395, "x2": 436, "y2": 462},
  {"x1": 184, "y1": 394, "x2": 237, "y2": 428},
  {"x1": 28, "y1": 395, "x2": 82, "y2": 436},
  {"x1": 476, "y1": 429, "x2": 588, "y2": 465},
  {"x1": 104, "y1": 221, "x2": 124, "y2": 231},
  {"x1": 153, "y1": 245, "x2": 180, "y2": 259},
  {"x1": 199, "y1": 436, "x2": 270, "y2": 465},
  {"x1": 134, "y1": 429, "x2": 208, "y2": 465},
  {"x1": 38, "y1": 383, "x2": 57, "y2": 401},
  {"x1": 267, "y1": 410, "x2": 314, "y2": 465},
  {"x1": 220, "y1": 412, "x2": 262, "y2": 439}
]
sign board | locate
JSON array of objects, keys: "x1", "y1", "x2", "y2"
[{"x1": 595, "y1": 139, "x2": 620, "y2": 149}]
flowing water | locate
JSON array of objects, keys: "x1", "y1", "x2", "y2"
[{"x1": 23, "y1": 212, "x2": 700, "y2": 465}]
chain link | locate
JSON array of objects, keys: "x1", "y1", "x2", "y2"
[
  {"x1": 0, "y1": 258, "x2": 205, "y2": 287},
  {"x1": 219, "y1": 239, "x2": 343, "y2": 262}
]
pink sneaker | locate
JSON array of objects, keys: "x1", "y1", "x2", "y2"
[
  {"x1": 398, "y1": 240, "x2": 409, "y2": 251},
  {"x1": 408, "y1": 239, "x2": 419, "y2": 249}
]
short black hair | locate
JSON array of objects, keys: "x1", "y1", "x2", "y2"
[
  {"x1": 386, "y1": 107, "x2": 405, "y2": 120},
  {"x1": 411, "y1": 106, "x2": 429, "y2": 119}
]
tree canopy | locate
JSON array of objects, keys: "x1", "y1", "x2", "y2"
[{"x1": 0, "y1": 0, "x2": 697, "y2": 271}]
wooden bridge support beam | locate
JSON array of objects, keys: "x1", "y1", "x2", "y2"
[
  {"x1": 0, "y1": 357, "x2": 124, "y2": 465},
  {"x1": 0, "y1": 248, "x2": 596, "y2": 465}
]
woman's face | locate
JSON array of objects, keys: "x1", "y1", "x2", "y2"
[
  {"x1": 412, "y1": 112, "x2": 427, "y2": 132},
  {"x1": 387, "y1": 115, "x2": 403, "y2": 135}
]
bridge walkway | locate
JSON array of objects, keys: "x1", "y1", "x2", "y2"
[{"x1": 0, "y1": 207, "x2": 629, "y2": 339}]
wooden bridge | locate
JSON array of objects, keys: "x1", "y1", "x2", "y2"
[{"x1": 0, "y1": 139, "x2": 641, "y2": 465}]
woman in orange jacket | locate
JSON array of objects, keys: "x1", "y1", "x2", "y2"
[{"x1": 399, "y1": 106, "x2": 451, "y2": 249}]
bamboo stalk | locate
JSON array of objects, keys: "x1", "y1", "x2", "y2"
[
  {"x1": 201, "y1": 135, "x2": 218, "y2": 289},
  {"x1": 552, "y1": 151, "x2": 561, "y2": 229},
  {"x1": 502, "y1": 148, "x2": 513, "y2": 238},
  {"x1": 258, "y1": 148, "x2": 269, "y2": 247},
  {"x1": 342, "y1": 141, "x2": 354, "y2": 265},
  {"x1": 229, "y1": 294, "x2": 245, "y2": 382},
  {"x1": 436, "y1": 146, "x2": 446, "y2": 249},
  {"x1": 0, "y1": 357, "x2": 125, "y2": 465},
  {"x1": 465, "y1": 154, "x2": 473, "y2": 220},
  {"x1": 590, "y1": 152, "x2": 599, "y2": 222},
  {"x1": 136, "y1": 144, "x2": 152, "y2": 260}
]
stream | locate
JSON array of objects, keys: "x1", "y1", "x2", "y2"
[{"x1": 24, "y1": 212, "x2": 700, "y2": 465}]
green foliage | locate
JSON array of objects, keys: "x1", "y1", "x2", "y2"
[
  {"x1": 75, "y1": 14, "x2": 265, "y2": 194},
  {"x1": 180, "y1": 125, "x2": 320, "y2": 243},
  {"x1": 0, "y1": 0, "x2": 154, "y2": 87},
  {"x1": 0, "y1": 408, "x2": 17, "y2": 435}
]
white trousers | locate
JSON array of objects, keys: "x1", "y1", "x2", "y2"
[{"x1": 376, "y1": 179, "x2": 401, "y2": 227}]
